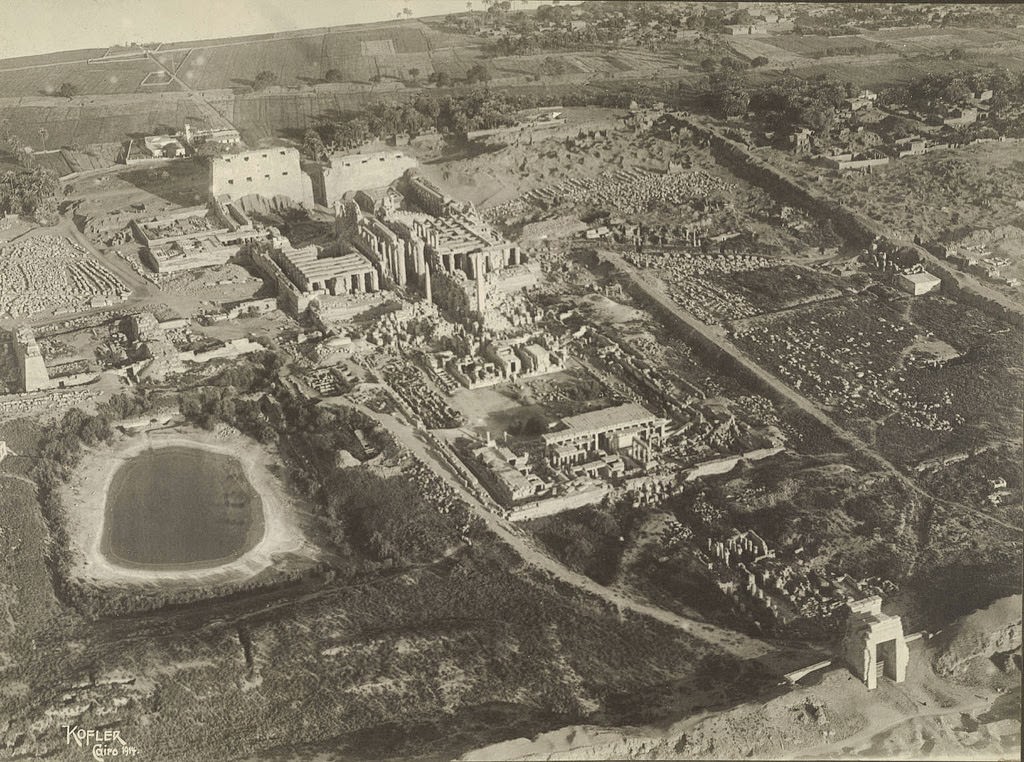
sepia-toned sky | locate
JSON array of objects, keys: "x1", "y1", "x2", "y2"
[{"x1": 0, "y1": 0, "x2": 565, "y2": 59}]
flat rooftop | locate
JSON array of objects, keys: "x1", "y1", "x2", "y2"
[
  {"x1": 477, "y1": 447, "x2": 534, "y2": 495},
  {"x1": 544, "y1": 403, "x2": 661, "y2": 441},
  {"x1": 426, "y1": 212, "x2": 506, "y2": 251},
  {"x1": 283, "y1": 247, "x2": 375, "y2": 280},
  {"x1": 900, "y1": 271, "x2": 940, "y2": 284}
]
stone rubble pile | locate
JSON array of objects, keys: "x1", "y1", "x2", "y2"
[
  {"x1": 526, "y1": 168, "x2": 733, "y2": 215},
  {"x1": 629, "y1": 250, "x2": 772, "y2": 324},
  {"x1": 735, "y1": 312, "x2": 957, "y2": 430},
  {"x1": 0, "y1": 235, "x2": 128, "y2": 317},
  {"x1": 0, "y1": 389, "x2": 96, "y2": 421}
]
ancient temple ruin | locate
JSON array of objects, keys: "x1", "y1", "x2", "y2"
[{"x1": 842, "y1": 596, "x2": 909, "y2": 690}]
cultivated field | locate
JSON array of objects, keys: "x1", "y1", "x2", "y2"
[
  {"x1": 858, "y1": 26, "x2": 1024, "y2": 55},
  {"x1": 0, "y1": 93, "x2": 218, "y2": 149},
  {"x1": 0, "y1": 58, "x2": 164, "y2": 98},
  {"x1": 758, "y1": 33, "x2": 891, "y2": 59},
  {"x1": 0, "y1": 21, "x2": 471, "y2": 98},
  {"x1": 2, "y1": 18, "x2": 1022, "y2": 153},
  {"x1": 727, "y1": 37, "x2": 808, "y2": 66}
]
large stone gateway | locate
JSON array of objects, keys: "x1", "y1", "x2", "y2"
[
  {"x1": 210, "y1": 147, "x2": 314, "y2": 206},
  {"x1": 842, "y1": 596, "x2": 910, "y2": 690}
]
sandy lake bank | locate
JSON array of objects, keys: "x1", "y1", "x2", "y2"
[{"x1": 60, "y1": 424, "x2": 317, "y2": 587}]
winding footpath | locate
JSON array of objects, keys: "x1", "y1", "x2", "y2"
[{"x1": 332, "y1": 395, "x2": 777, "y2": 663}]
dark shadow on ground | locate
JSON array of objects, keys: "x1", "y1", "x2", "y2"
[
  {"x1": 279, "y1": 127, "x2": 306, "y2": 143},
  {"x1": 253, "y1": 659, "x2": 790, "y2": 762},
  {"x1": 422, "y1": 137, "x2": 503, "y2": 165},
  {"x1": 119, "y1": 159, "x2": 209, "y2": 207}
]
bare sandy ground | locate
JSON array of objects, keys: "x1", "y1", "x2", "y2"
[
  {"x1": 461, "y1": 607, "x2": 1022, "y2": 761},
  {"x1": 61, "y1": 424, "x2": 317, "y2": 586}
]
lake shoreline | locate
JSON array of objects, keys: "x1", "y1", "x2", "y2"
[
  {"x1": 60, "y1": 424, "x2": 316, "y2": 587},
  {"x1": 101, "y1": 444, "x2": 265, "y2": 570}
]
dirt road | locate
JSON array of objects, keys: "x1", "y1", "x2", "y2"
[
  {"x1": 784, "y1": 692, "x2": 993, "y2": 760},
  {"x1": 329, "y1": 395, "x2": 778, "y2": 663}
]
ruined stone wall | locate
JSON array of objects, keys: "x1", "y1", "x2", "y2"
[
  {"x1": 430, "y1": 267, "x2": 474, "y2": 319},
  {"x1": 248, "y1": 244, "x2": 310, "y2": 318},
  {"x1": 12, "y1": 327, "x2": 50, "y2": 392},
  {"x1": 508, "y1": 486, "x2": 611, "y2": 522},
  {"x1": 311, "y1": 151, "x2": 418, "y2": 206},
  {"x1": 210, "y1": 148, "x2": 314, "y2": 206}
]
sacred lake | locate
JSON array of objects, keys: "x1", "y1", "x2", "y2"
[{"x1": 101, "y1": 445, "x2": 265, "y2": 568}]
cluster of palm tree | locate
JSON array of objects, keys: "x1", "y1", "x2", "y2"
[
  {"x1": 0, "y1": 166, "x2": 60, "y2": 217},
  {"x1": 301, "y1": 89, "x2": 529, "y2": 159}
]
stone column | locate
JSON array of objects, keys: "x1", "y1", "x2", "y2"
[
  {"x1": 476, "y1": 265, "x2": 486, "y2": 315},
  {"x1": 396, "y1": 248, "x2": 406, "y2": 285}
]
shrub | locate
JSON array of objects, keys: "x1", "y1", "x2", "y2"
[{"x1": 253, "y1": 70, "x2": 278, "y2": 90}]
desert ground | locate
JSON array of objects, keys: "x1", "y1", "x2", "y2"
[{"x1": 463, "y1": 596, "x2": 1022, "y2": 761}]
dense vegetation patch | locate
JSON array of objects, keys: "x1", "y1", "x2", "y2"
[{"x1": 526, "y1": 500, "x2": 643, "y2": 585}]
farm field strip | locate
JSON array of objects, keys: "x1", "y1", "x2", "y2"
[
  {"x1": 728, "y1": 37, "x2": 808, "y2": 65},
  {"x1": 0, "y1": 21, "x2": 455, "y2": 96}
]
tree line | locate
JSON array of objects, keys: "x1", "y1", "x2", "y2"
[
  {"x1": 31, "y1": 391, "x2": 155, "y2": 610},
  {"x1": 702, "y1": 68, "x2": 862, "y2": 135},
  {"x1": 301, "y1": 84, "x2": 669, "y2": 159},
  {"x1": 880, "y1": 68, "x2": 1024, "y2": 112}
]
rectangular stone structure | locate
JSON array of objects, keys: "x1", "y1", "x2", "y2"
[
  {"x1": 210, "y1": 148, "x2": 314, "y2": 206},
  {"x1": 843, "y1": 596, "x2": 909, "y2": 690}
]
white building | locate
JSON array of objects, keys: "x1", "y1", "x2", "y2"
[
  {"x1": 542, "y1": 403, "x2": 668, "y2": 467},
  {"x1": 898, "y1": 271, "x2": 941, "y2": 296},
  {"x1": 143, "y1": 135, "x2": 186, "y2": 158}
]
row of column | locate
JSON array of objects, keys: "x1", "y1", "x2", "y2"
[{"x1": 324, "y1": 269, "x2": 379, "y2": 296}]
